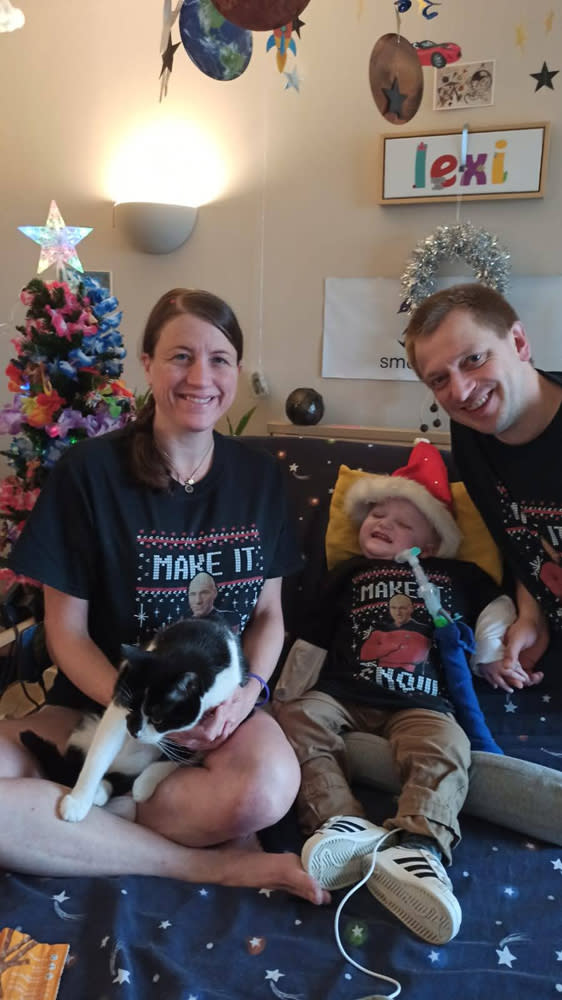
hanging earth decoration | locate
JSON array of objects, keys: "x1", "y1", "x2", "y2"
[
  {"x1": 179, "y1": 0, "x2": 253, "y2": 80},
  {"x1": 211, "y1": 0, "x2": 312, "y2": 32},
  {"x1": 369, "y1": 33, "x2": 423, "y2": 125}
]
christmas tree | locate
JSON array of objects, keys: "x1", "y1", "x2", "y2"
[{"x1": 0, "y1": 275, "x2": 135, "y2": 589}]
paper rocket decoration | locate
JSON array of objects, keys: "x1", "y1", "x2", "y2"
[
  {"x1": 18, "y1": 201, "x2": 92, "y2": 275},
  {"x1": 530, "y1": 61, "x2": 559, "y2": 91},
  {"x1": 266, "y1": 24, "x2": 296, "y2": 72},
  {"x1": 0, "y1": 0, "x2": 24, "y2": 31}
]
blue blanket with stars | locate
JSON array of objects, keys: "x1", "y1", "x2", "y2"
[{"x1": 2, "y1": 675, "x2": 561, "y2": 1000}]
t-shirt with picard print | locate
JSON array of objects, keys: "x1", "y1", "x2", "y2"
[
  {"x1": 300, "y1": 554, "x2": 501, "y2": 715},
  {"x1": 451, "y1": 371, "x2": 562, "y2": 639},
  {"x1": 11, "y1": 428, "x2": 302, "y2": 709}
]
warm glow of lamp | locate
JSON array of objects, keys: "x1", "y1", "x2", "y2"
[
  {"x1": 107, "y1": 118, "x2": 226, "y2": 254},
  {"x1": 107, "y1": 118, "x2": 227, "y2": 207}
]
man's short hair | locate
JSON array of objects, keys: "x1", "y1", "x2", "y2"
[{"x1": 405, "y1": 283, "x2": 519, "y2": 375}]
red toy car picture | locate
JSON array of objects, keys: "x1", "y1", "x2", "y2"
[{"x1": 413, "y1": 40, "x2": 462, "y2": 68}]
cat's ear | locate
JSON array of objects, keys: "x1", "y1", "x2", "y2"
[{"x1": 120, "y1": 643, "x2": 138, "y2": 663}]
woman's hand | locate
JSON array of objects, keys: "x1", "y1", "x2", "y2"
[{"x1": 168, "y1": 679, "x2": 261, "y2": 753}]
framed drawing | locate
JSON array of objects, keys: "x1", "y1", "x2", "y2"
[
  {"x1": 378, "y1": 122, "x2": 549, "y2": 205},
  {"x1": 434, "y1": 60, "x2": 495, "y2": 111}
]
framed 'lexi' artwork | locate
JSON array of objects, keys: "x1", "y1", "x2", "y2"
[{"x1": 378, "y1": 122, "x2": 549, "y2": 204}]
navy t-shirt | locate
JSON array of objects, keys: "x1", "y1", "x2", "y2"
[
  {"x1": 451, "y1": 372, "x2": 562, "y2": 641},
  {"x1": 11, "y1": 429, "x2": 302, "y2": 707},
  {"x1": 300, "y1": 555, "x2": 500, "y2": 714}
]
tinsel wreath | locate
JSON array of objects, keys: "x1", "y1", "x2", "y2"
[{"x1": 401, "y1": 222, "x2": 511, "y2": 312}]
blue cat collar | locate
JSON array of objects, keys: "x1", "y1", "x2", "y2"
[{"x1": 247, "y1": 672, "x2": 270, "y2": 707}]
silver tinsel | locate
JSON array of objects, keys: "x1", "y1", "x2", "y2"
[{"x1": 400, "y1": 222, "x2": 511, "y2": 312}]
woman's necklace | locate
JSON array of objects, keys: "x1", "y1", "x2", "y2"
[{"x1": 164, "y1": 440, "x2": 215, "y2": 494}]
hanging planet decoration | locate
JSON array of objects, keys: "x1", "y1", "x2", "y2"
[
  {"x1": 369, "y1": 33, "x2": 423, "y2": 125},
  {"x1": 179, "y1": 0, "x2": 252, "y2": 81},
  {"x1": 211, "y1": 0, "x2": 311, "y2": 32},
  {"x1": 400, "y1": 222, "x2": 511, "y2": 311},
  {"x1": 285, "y1": 387, "x2": 325, "y2": 426}
]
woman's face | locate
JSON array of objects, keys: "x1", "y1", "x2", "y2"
[{"x1": 142, "y1": 312, "x2": 240, "y2": 436}]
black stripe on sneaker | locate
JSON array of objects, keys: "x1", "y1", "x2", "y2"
[
  {"x1": 326, "y1": 820, "x2": 368, "y2": 833},
  {"x1": 393, "y1": 857, "x2": 439, "y2": 878}
]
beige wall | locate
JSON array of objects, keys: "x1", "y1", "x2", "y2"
[{"x1": 0, "y1": 0, "x2": 561, "y2": 436}]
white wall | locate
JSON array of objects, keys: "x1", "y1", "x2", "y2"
[{"x1": 0, "y1": 0, "x2": 561, "y2": 436}]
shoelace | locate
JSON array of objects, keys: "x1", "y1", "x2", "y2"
[{"x1": 334, "y1": 828, "x2": 402, "y2": 1000}]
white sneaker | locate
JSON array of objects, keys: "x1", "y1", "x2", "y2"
[
  {"x1": 363, "y1": 844, "x2": 462, "y2": 944},
  {"x1": 301, "y1": 815, "x2": 389, "y2": 890}
]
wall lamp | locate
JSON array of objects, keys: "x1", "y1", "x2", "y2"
[{"x1": 114, "y1": 201, "x2": 198, "y2": 255}]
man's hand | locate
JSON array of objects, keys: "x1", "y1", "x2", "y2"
[
  {"x1": 502, "y1": 615, "x2": 547, "y2": 687},
  {"x1": 168, "y1": 681, "x2": 260, "y2": 753}
]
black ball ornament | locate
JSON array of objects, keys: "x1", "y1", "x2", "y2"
[{"x1": 285, "y1": 387, "x2": 325, "y2": 426}]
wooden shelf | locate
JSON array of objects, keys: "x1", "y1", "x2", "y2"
[{"x1": 266, "y1": 422, "x2": 451, "y2": 448}]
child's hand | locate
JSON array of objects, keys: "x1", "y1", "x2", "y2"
[{"x1": 477, "y1": 658, "x2": 534, "y2": 693}]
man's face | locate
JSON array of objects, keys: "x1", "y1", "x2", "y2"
[
  {"x1": 414, "y1": 308, "x2": 532, "y2": 438},
  {"x1": 389, "y1": 595, "x2": 413, "y2": 626},
  {"x1": 188, "y1": 576, "x2": 217, "y2": 617}
]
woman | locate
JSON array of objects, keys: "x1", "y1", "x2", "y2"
[{"x1": 0, "y1": 288, "x2": 329, "y2": 905}]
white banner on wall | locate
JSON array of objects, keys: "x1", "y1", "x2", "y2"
[{"x1": 322, "y1": 275, "x2": 562, "y2": 381}]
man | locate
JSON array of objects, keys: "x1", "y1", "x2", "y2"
[{"x1": 404, "y1": 282, "x2": 562, "y2": 677}]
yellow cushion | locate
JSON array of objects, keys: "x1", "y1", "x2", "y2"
[{"x1": 325, "y1": 465, "x2": 503, "y2": 584}]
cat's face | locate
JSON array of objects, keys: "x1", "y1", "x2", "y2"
[{"x1": 114, "y1": 619, "x2": 246, "y2": 745}]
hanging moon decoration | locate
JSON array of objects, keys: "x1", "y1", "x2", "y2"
[
  {"x1": 211, "y1": 0, "x2": 312, "y2": 31},
  {"x1": 369, "y1": 33, "x2": 423, "y2": 125}
]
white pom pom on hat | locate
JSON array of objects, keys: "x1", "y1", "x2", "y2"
[{"x1": 344, "y1": 439, "x2": 462, "y2": 558}]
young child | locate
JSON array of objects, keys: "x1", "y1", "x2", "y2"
[{"x1": 274, "y1": 440, "x2": 520, "y2": 945}]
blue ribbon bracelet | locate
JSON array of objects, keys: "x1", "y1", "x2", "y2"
[{"x1": 247, "y1": 672, "x2": 270, "y2": 707}]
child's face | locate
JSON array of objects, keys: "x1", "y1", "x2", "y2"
[{"x1": 358, "y1": 497, "x2": 439, "y2": 560}]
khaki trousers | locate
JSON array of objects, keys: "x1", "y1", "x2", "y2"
[{"x1": 274, "y1": 690, "x2": 471, "y2": 863}]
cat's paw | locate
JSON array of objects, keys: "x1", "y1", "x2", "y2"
[
  {"x1": 131, "y1": 773, "x2": 157, "y2": 803},
  {"x1": 93, "y1": 780, "x2": 112, "y2": 807},
  {"x1": 59, "y1": 793, "x2": 92, "y2": 823}
]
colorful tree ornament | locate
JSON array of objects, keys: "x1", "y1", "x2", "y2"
[
  {"x1": 0, "y1": 276, "x2": 135, "y2": 587},
  {"x1": 18, "y1": 201, "x2": 92, "y2": 277}
]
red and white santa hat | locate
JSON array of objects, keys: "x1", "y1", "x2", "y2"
[{"x1": 344, "y1": 439, "x2": 462, "y2": 558}]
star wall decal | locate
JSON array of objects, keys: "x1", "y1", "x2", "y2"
[
  {"x1": 382, "y1": 77, "x2": 407, "y2": 117},
  {"x1": 292, "y1": 14, "x2": 305, "y2": 36},
  {"x1": 19, "y1": 201, "x2": 92, "y2": 275},
  {"x1": 515, "y1": 23, "x2": 527, "y2": 51},
  {"x1": 530, "y1": 61, "x2": 559, "y2": 91},
  {"x1": 283, "y1": 67, "x2": 301, "y2": 92},
  {"x1": 160, "y1": 32, "x2": 181, "y2": 100}
]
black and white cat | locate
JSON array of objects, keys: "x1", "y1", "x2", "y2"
[{"x1": 20, "y1": 616, "x2": 247, "y2": 823}]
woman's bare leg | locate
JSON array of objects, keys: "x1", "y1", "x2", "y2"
[
  {"x1": 137, "y1": 710, "x2": 302, "y2": 846},
  {"x1": 0, "y1": 778, "x2": 329, "y2": 904}
]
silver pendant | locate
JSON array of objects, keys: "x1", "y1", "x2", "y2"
[{"x1": 184, "y1": 480, "x2": 194, "y2": 494}]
